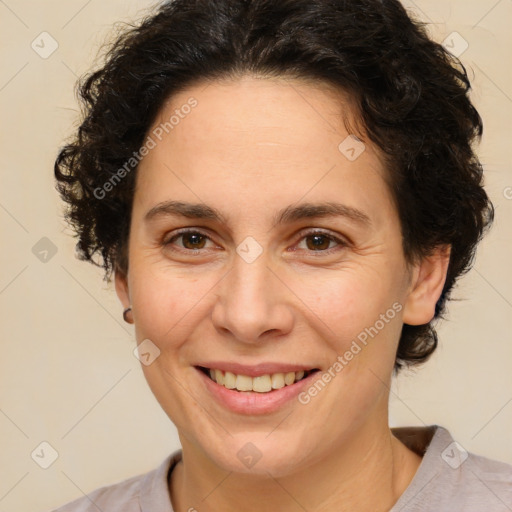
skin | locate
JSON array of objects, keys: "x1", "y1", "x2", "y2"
[{"x1": 115, "y1": 75, "x2": 450, "y2": 512}]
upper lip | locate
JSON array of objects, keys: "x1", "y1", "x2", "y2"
[{"x1": 195, "y1": 362, "x2": 319, "y2": 378}]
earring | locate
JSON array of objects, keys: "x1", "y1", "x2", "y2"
[{"x1": 123, "y1": 306, "x2": 133, "y2": 323}]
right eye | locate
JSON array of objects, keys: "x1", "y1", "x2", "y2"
[{"x1": 162, "y1": 229, "x2": 216, "y2": 252}]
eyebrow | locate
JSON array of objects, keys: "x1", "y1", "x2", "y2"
[{"x1": 144, "y1": 200, "x2": 371, "y2": 228}]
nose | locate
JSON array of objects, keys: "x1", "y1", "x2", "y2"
[{"x1": 211, "y1": 250, "x2": 294, "y2": 345}]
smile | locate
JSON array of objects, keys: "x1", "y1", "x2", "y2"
[{"x1": 199, "y1": 366, "x2": 317, "y2": 393}]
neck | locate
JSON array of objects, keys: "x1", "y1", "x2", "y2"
[{"x1": 170, "y1": 419, "x2": 422, "y2": 512}]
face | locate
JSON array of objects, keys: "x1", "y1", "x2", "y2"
[{"x1": 116, "y1": 75, "x2": 446, "y2": 476}]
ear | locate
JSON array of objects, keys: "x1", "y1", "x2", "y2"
[
  {"x1": 402, "y1": 245, "x2": 451, "y2": 325},
  {"x1": 114, "y1": 269, "x2": 131, "y2": 310}
]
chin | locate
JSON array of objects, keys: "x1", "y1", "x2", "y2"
[{"x1": 197, "y1": 431, "x2": 312, "y2": 477}]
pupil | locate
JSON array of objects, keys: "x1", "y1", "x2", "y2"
[
  {"x1": 308, "y1": 235, "x2": 329, "y2": 251},
  {"x1": 184, "y1": 233, "x2": 205, "y2": 249}
]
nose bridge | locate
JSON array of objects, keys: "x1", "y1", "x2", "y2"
[{"x1": 211, "y1": 247, "x2": 292, "y2": 343}]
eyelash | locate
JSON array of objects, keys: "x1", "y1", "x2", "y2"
[{"x1": 162, "y1": 228, "x2": 347, "y2": 255}]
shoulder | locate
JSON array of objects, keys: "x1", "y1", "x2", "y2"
[
  {"x1": 51, "y1": 472, "x2": 143, "y2": 512},
  {"x1": 456, "y1": 448, "x2": 512, "y2": 508},
  {"x1": 391, "y1": 425, "x2": 512, "y2": 511},
  {"x1": 48, "y1": 451, "x2": 181, "y2": 512}
]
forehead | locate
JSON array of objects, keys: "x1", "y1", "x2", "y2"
[
  {"x1": 134, "y1": 75, "x2": 395, "y2": 227},
  {"x1": 150, "y1": 75, "x2": 363, "y2": 163}
]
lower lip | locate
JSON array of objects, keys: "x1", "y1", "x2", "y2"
[{"x1": 196, "y1": 367, "x2": 319, "y2": 415}]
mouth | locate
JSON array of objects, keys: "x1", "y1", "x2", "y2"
[{"x1": 197, "y1": 366, "x2": 320, "y2": 393}]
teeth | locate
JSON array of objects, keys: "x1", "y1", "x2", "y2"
[
  {"x1": 284, "y1": 372, "x2": 296, "y2": 386},
  {"x1": 206, "y1": 368, "x2": 311, "y2": 393},
  {"x1": 214, "y1": 369, "x2": 225, "y2": 386},
  {"x1": 271, "y1": 373, "x2": 285, "y2": 389},
  {"x1": 253, "y1": 375, "x2": 272, "y2": 392},
  {"x1": 224, "y1": 371, "x2": 236, "y2": 389},
  {"x1": 235, "y1": 374, "x2": 253, "y2": 391}
]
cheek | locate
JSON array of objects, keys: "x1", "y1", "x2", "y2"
[
  {"x1": 294, "y1": 268, "x2": 400, "y2": 345},
  {"x1": 129, "y1": 261, "x2": 209, "y2": 348}
]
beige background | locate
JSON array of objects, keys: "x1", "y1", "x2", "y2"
[{"x1": 0, "y1": 1, "x2": 511, "y2": 511}]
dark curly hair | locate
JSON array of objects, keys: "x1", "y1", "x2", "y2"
[{"x1": 54, "y1": 0, "x2": 494, "y2": 373}]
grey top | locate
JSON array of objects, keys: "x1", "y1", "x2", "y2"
[{"x1": 50, "y1": 425, "x2": 512, "y2": 511}]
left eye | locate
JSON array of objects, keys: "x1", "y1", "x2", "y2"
[
  {"x1": 163, "y1": 229, "x2": 345, "y2": 253},
  {"x1": 164, "y1": 230, "x2": 212, "y2": 250},
  {"x1": 295, "y1": 232, "x2": 344, "y2": 252}
]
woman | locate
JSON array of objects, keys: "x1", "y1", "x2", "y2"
[{"x1": 52, "y1": 0, "x2": 512, "y2": 510}]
